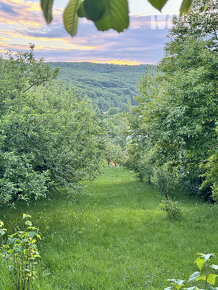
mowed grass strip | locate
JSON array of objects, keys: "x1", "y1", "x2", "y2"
[{"x1": 0, "y1": 167, "x2": 217, "y2": 289}]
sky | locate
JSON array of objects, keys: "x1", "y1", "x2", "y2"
[{"x1": 0, "y1": 0, "x2": 182, "y2": 64}]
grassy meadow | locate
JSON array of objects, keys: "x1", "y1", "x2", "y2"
[{"x1": 0, "y1": 167, "x2": 217, "y2": 289}]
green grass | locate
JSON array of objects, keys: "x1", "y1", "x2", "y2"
[{"x1": 0, "y1": 167, "x2": 217, "y2": 289}]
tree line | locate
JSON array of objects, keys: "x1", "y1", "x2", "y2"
[{"x1": 126, "y1": 0, "x2": 217, "y2": 202}]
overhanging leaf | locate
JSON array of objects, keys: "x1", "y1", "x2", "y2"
[
  {"x1": 147, "y1": 0, "x2": 168, "y2": 11},
  {"x1": 94, "y1": 0, "x2": 129, "y2": 33},
  {"x1": 180, "y1": 0, "x2": 193, "y2": 15},
  {"x1": 64, "y1": 0, "x2": 81, "y2": 36},
  {"x1": 77, "y1": 2, "x2": 86, "y2": 17},
  {"x1": 84, "y1": 0, "x2": 106, "y2": 21},
  {"x1": 40, "y1": 0, "x2": 54, "y2": 24}
]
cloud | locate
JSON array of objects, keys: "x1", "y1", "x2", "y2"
[
  {"x1": 0, "y1": 1, "x2": 171, "y2": 64},
  {"x1": 0, "y1": 2, "x2": 18, "y2": 16}
]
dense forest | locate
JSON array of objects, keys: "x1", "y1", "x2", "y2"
[{"x1": 50, "y1": 62, "x2": 148, "y2": 111}]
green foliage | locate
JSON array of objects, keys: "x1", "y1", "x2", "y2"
[
  {"x1": 103, "y1": 112, "x2": 128, "y2": 166},
  {"x1": 0, "y1": 152, "x2": 50, "y2": 205},
  {"x1": 50, "y1": 62, "x2": 147, "y2": 112},
  {"x1": 0, "y1": 49, "x2": 105, "y2": 205},
  {"x1": 103, "y1": 112, "x2": 129, "y2": 149},
  {"x1": 147, "y1": 0, "x2": 168, "y2": 11},
  {"x1": 159, "y1": 199, "x2": 182, "y2": 219},
  {"x1": 104, "y1": 142, "x2": 124, "y2": 166},
  {"x1": 153, "y1": 165, "x2": 178, "y2": 199},
  {"x1": 40, "y1": 0, "x2": 54, "y2": 24},
  {"x1": 63, "y1": 0, "x2": 80, "y2": 36},
  {"x1": 126, "y1": 1, "x2": 217, "y2": 200},
  {"x1": 0, "y1": 214, "x2": 41, "y2": 290},
  {"x1": 39, "y1": 0, "x2": 204, "y2": 37},
  {"x1": 200, "y1": 150, "x2": 218, "y2": 203},
  {"x1": 165, "y1": 253, "x2": 218, "y2": 289}
]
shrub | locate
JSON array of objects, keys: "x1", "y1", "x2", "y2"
[
  {"x1": 159, "y1": 199, "x2": 182, "y2": 219},
  {"x1": 0, "y1": 49, "x2": 105, "y2": 205},
  {"x1": 200, "y1": 151, "x2": 218, "y2": 203},
  {"x1": 153, "y1": 164, "x2": 178, "y2": 199},
  {"x1": 165, "y1": 253, "x2": 218, "y2": 289},
  {"x1": 0, "y1": 214, "x2": 41, "y2": 289},
  {"x1": 0, "y1": 152, "x2": 49, "y2": 205}
]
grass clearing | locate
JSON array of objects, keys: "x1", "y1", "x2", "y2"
[{"x1": 0, "y1": 167, "x2": 217, "y2": 289}]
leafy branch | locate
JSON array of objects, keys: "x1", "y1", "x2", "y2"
[{"x1": 39, "y1": 0, "x2": 209, "y2": 36}]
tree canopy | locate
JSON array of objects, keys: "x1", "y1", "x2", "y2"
[
  {"x1": 126, "y1": 0, "x2": 217, "y2": 201},
  {"x1": 0, "y1": 49, "x2": 106, "y2": 205}
]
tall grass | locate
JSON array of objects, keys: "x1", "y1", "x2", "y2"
[{"x1": 0, "y1": 167, "x2": 217, "y2": 289}]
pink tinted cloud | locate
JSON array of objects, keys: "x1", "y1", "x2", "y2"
[{"x1": 0, "y1": 1, "x2": 170, "y2": 64}]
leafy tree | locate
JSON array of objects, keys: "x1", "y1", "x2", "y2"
[
  {"x1": 0, "y1": 49, "x2": 105, "y2": 205},
  {"x1": 126, "y1": 0, "x2": 217, "y2": 200},
  {"x1": 39, "y1": 0, "x2": 203, "y2": 36},
  {"x1": 52, "y1": 62, "x2": 145, "y2": 112},
  {"x1": 105, "y1": 142, "x2": 124, "y2": 166},
  {"x1": 103, "y1": 112, "x2": 129, "y2": 149},
  {"x1": 126, "y1": 67, "x2": 159, "y2": 182}
]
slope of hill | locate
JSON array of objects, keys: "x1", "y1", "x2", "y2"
[{"x1": 49, "y1": 62, "x2": 149, "y2": 111}]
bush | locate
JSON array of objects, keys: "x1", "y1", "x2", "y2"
[
  {"x1": 153, "y1": 164, "x2": 178, "y2": 199},
  {"x1": 200, "y1": 151, "x2": 218, "y2": 203},
  {"x1": 165, "y1": 253, "x2": 218, "y2": 289},
  {"x1": 0, "y1": 48, "x2": 105, "y2": 205},
  {"x1": 0, "y1": 214, "x2": 41, "y2": 289},
  {"x1": 0, "y1": 152, "x2": 49, "y2": 204},
  {"x1": 159, "y1": 199, "x2": 182, "y2": 219}
]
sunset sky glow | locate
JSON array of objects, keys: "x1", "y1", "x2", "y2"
[{"x1": 0, "y1": 0, "x2": 182, "y2": 64}]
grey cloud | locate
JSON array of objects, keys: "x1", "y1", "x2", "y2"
[{"x1": 0, "y1": 2, "x2": 18, "y2": 16}]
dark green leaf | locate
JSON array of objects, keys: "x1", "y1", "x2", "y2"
[
  {"x1": 64, "y1": 0, "x2": 81, "y2": 36},
  {"x1": 40, "y1": 0, "x2": 54, "y2": 24},
  {"x1": 84, "y1": 0, "x2": 106, "y2": 21},
  {"x1": 94, "y1": 0, "x2": 129, "y2": 33},
  {"x1": 77, "y1": 2, "x2": 86, "y2": 17},
  {"x1": 180, "y1": 0, "x2": 192, "y2": 15},
  {"x1": 147, "y1": 0, "x2": 168, "y2": 11}
]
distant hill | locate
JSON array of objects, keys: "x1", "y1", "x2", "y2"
[{"x1": 49, "y1": 62, "x2": 149, "y2": 111}]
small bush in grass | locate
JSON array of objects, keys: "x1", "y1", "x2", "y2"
[
  {"x1": 159, "y1": 199, "x2": 182, "y2": 219},
  {"x1": 165, "y1": 253, "x2": 218, "y2": 289},
  {"x1": 0, "y1": 214, "x2": 41, "y2": 290},
  {"x1": 153, "y1": 164, "x2": 178, "y2": 200}
]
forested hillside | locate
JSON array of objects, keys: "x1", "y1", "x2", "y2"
[{"x1": 49, "y1": 62, "x2": 149, "y2": 111}]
